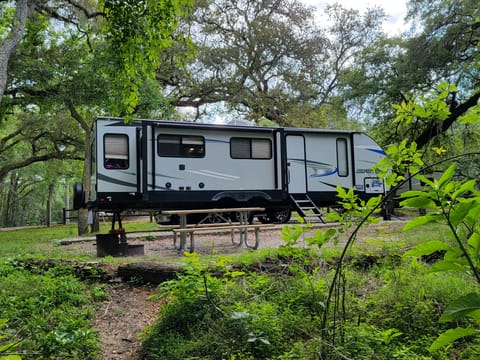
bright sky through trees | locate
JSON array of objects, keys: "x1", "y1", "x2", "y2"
[{"x1": 301, "y1": 0, "x2": 408, "y2": 35}]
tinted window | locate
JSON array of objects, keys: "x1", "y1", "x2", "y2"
[
  {"x1": 158, "y1": 134, "x2": 205, "y2": 157},
  {"x1": 231, "y1": 138, "x2": 272, "y2": 159},
  {"x1": 104, "y1": 134, "x2": 129, "y2": 169}
]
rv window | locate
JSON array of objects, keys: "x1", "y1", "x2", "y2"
[
  {"x1": 157, "y1": 134, "x2": 205, "y2": 158},
  {"x1": 104, "y1": 134, "x2": 129, "y2": 169},
  {"x1": 230, "y1": 138, "x2": 271, "y2": 159},
  {"x1": 336, "y1": 138, "x2": 348, "y2": 177}
]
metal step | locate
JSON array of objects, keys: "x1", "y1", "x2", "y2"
[{"x1": 289, "y1": 194, "x2": 326, "y2": 223}]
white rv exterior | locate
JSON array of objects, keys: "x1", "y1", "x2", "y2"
[{"x1": 74, "y1": 117, "x2": 387, "y2": 223}]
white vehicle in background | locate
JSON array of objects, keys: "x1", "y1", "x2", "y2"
[{"x1": 74, "y1": 117, "x2": 387, "y2": 224}]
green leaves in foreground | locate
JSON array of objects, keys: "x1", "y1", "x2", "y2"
[
  {"x1": 400, "y1": 163, "x2": 480, "y2": 352},
  {"x1": 440, "y1": 293, "x2": 480, "y2": 323},
  {"x1": 429, "y1": 328, "x2": 478, "y2": 353}
]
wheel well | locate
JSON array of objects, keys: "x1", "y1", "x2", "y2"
[{"x1": 211, "y1": 191, "x2": 272, "y2": 205}]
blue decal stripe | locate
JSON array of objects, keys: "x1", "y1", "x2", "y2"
[
  {"x1": 311, "y1": 168, "x2": 338, "y2": 177},
  {"x1": 206, "y1": 139, "x2": 229, "y2": 144},
  {"x1": 368, "y1": 148, "x2": 386, "y2": 156}
]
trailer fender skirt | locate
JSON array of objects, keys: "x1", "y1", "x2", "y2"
[
  {"x1": 211, "y1": 191, "x2": 272, "y2": 203},
  {"x1": 73, "y1": 182, "x2": 85, "y2": 210}
]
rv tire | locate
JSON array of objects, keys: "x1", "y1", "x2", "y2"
[
  {"x1": 271, "y1": 209, "x2": 291, "y2": 223},
  {"x1": 259, "y1": 209, "x2": 291, "y2": 224},
  {"x1": 73, "y1": 182, "x2": 85, "y2": 210}
]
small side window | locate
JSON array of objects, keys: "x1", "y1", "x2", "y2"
[
  {"x1": 336, "y1": 138, "x2": 348, "y2": 177},
  {"x1": 104, "y1": 134, "x2": 129, "y2": 169}
]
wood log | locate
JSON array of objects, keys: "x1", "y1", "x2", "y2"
[{"x1": 117, "y1": 262, "x2": 183, "y2": 284}]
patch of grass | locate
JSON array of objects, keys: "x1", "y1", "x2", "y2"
[
  {"x1": 0, "y1": 220, "x2": 164, "y2": 261},
  {"x1": 0, "y1": 261, "x2": 101, "y2": 359}
]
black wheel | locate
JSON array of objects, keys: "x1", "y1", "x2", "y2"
[
  {"x1": 228, "y1": 211, "x2": 254, "y2": 224},
  {"x1": 269, "y1": 209, "x2": 292, "y2": 223},
  {"x1": 73, "y1": 182, "x2": 85, "y2": 210},
  {"x1": 257, "y1": 215, "x2": 272, "y2": 224}
]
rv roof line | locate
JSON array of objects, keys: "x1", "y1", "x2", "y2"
[{"x1": 95, "y1": 116, "x2": 361, "y2": 134}]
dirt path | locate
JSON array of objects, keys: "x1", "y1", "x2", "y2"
[{"x1": 93, "y1": 284, "x2": 164, "y2": 360}]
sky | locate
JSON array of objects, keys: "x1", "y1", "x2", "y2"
[{"x1": 301, "y1": 0, "x2": 408, "y2": 35}]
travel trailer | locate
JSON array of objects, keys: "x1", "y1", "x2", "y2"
[{"x1": 73, "y1": 117, "x2": 387, "y2": 224}]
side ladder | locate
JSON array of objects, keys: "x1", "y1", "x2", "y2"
[{"x1": 290, "y1": 193, "x2": 326, "y2": 224}]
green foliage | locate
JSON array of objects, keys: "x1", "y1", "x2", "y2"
[
  {"x1": 374, "y1": 139, "x2": 424, "y2": 188},
  {"x1": 392, "y1": 83, "x2": 455, "y2": 126},
  {"x1": 399, "y1": 163, "x2": 480, "y2": 351},
  {"x1": 100, "y1": 0, "x2": 193, "y2": 116},
  {"x1": 429, "y1": 328, "x2": 478, "y2": 353},
  {"x1": 141, "y1": 241, "x2": 480, "y2": 359},
  {"x1": 0, "y1": 5, "x2": 15, "y2": 39},
  {"x1": 0, "y1": 261, "x2": 100, "y2": 359},
  {"x1": 401, "y1": 163, "x2": 480, "y2": 279},
  {"x1": 0, "y1": 318, "x2": 21, "y2": 360},
  {"x1": 143, "y1": 248, "x2": 330, "y2": 359}
]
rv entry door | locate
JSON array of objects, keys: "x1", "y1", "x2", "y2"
[{"x1": 286, "y1": 135, "x2": 307, "y2": 193}]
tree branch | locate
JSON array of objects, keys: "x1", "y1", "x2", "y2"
[
  {"x1": 65, "y1": 99, "x2": 90, "y2": 133},
  {"x1": 414, "y1": 91, "x2": 480, "y2": 148}
]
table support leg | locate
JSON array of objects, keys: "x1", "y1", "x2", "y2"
[
  {"x1": 245, "y1": 228, "x2": 260, "y2": 250},
  {"x1": 179, "y1": 215, "x2": 187, "y2": 250}
]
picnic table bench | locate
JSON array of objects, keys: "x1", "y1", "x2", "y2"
[{"x1": 163, "y1": 207, "x2": 274, "y2": 252}]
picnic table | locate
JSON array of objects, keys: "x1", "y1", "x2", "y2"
[{"x1": 162, "y1": 207, "x2": 273, "y2": 252}]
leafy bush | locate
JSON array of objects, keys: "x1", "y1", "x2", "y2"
[
  {"x1": 141, "y1": 234, "x2": 480, "y2": 359},
  {"x1": 0, "y1": 261, "x2": 100, "y2": 359}
]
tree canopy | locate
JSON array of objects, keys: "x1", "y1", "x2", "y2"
[
  {"x1": 345, "y1": 0, "x2": 480, "y2": 151},
  {"x1": 156, "y1": 0, "x2": 385, "y2": 126},
  {"x1": 1, "y1": 0, "x2": 480, "y2": 227}
]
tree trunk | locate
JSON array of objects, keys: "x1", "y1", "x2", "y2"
[
  {"x1": 0, "y1": 0, "x2": 29, "y2": 103},
  {"x1": 46, "y1": 182, "x2": 55, "y2": 227},
  {"x1": 65, "y1": 182, "x2": 70, "y2": 225},
  {"x1": 92, "y1": 210, "x2": 100, "y2": 232},
  {"x1": 78, "y1": 127, "x2": 92, "y2": 235},
  {"x1": 5, "y1": 173, "x2": 19, "y2": 227}
]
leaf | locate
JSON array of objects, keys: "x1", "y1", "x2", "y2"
[
  {"x1": 0, "y1": 355, "x2": 22, "y2": 360},
  {"x1": 438, "y1": 164, "x2": 456, "y2": 189},
  {"x1": 428, "y1": 260, "x2": 467, "y2": 274},
  {"x1": 403, "y1": 214, "x2": 441, "y2": 231},
  {"x1": 452, "y1": 179, "x2": 477, "y2": 200},
  {"x1": 415, "y1": 174, "x2": 434, "y2": 188},
  {"x1": 399, "y1": 190, "x2": 429, "y2": 199},
  {"x1": 439, "y1": 293, "x2": 480, "y2": 323},
  {"x1": 400, "y1": 196, "x2": 438, "y2": 210},
  {"x1": 429, "y1": 328, "x2": 478, "y2": 352},
  {"x1": 449, "y1": 201, "x2": 476, "y2": 228},
  {"x1": 403, "y1": 240, "x2": 450, "y2": 258},
  {"x1": 228, "y1": 271, "x2": 245, "y2": 278},
  {"x1": 464, "y1": 202, "x2": 480, "y2": 226},
  {"x1": 468, "y1": 232, "x2": 480, "y2": 257},
  {"x1": 432, "y1": 146, "x2": 447, "y2": 155}
]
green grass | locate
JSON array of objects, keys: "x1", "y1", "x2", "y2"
[{"x1": 0, "y1": 220, "x2": 164, "y2": 260}]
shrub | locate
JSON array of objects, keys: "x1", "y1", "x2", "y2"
[{"x1": 0, "y1": 261, "x2": 100, "y2": 359}]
